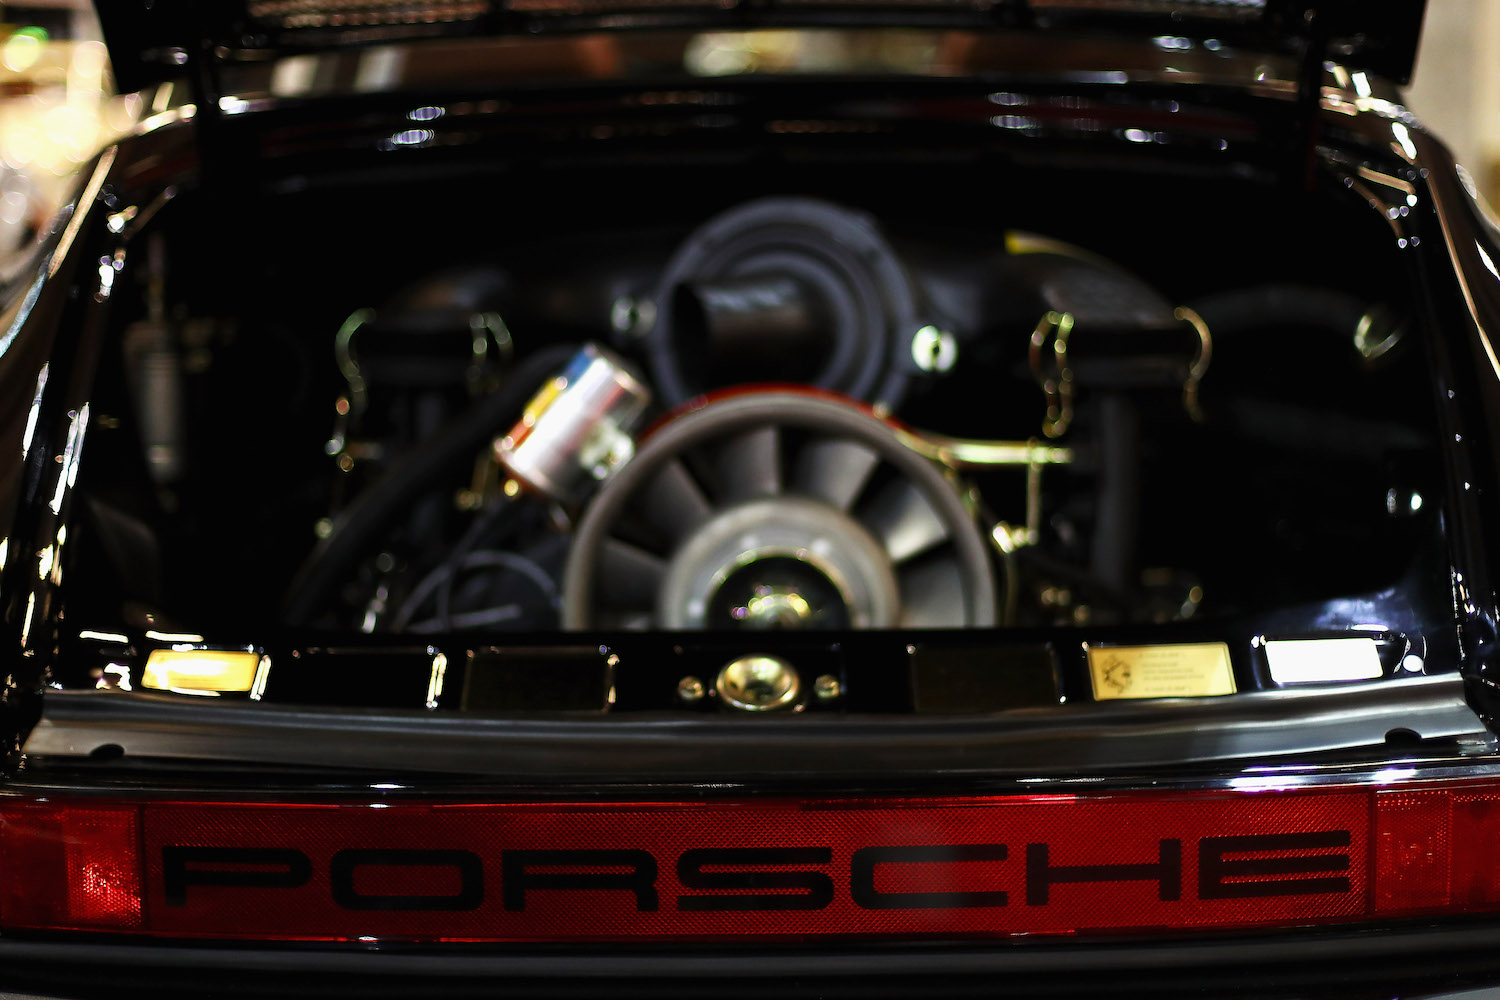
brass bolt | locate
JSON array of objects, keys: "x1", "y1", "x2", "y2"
[
  {"x1": 676, "y1": 675, "x2": 705, "y2": 703},
  {"x1": 814, "y1": 674, "x2": 842, "y2": 702}
]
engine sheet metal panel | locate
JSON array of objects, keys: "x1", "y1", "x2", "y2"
[{"x1": 20, "y1": 675, "x2": 1486, "y2": 778}]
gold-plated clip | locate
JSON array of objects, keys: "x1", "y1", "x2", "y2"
[
  {"x1": 1029, "y1": 311, "x2": 1075, "y2": 438},
  {"x1": 333, "y1": 307, "x2": 376, "y2": 422},
  {"x1": 1354, "y1": 305, "x2": 1402, "y2": 363},
  {"x1": 1175, "y1": 305, "x2": 1212, "y2": 424}
]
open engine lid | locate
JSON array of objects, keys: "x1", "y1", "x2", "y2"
[{"x1": 98, "y1": 0, "x2": 1426, "y2": 94}]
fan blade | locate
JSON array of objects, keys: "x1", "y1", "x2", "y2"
[
  {"x1": 793, "y1": 437, "x2": 880, "y2": 510},
  {"x1": 899, "y1": 554, "x2": 967, "y2": 627},
  {"x1": 861, "y1": 478, "x2": 950, "y2": 564},
  {"x1": 632, "y1": 458, "x2": 712, "y2": 547},
  {"x1": 597, "y1": 537, "x2": 667, "y2": 609},
  {"x1": 715, "y1": 426, "x2": 781, "y2": 502}
]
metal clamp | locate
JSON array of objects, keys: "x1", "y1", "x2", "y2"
[
  {"x1": 1354, "y1": 305, "x2": 1403, "y2": 363},
  {"x1": 467, "y1": 312, "x2": 514, "y2": 396},
  {"x1": 333, "y1": 307, "x2": 376, "y2": 422},
  {"x1": 1175, "y1": 305, "x2": 1212, "y2": 424},
  {"x1": 1029, "y1": 310, "x2": 1075, "y2": 438}
]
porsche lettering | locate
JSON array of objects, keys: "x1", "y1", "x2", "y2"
[{"x1": 159, "y1": 831, "x2": 1352, "y2": 912}]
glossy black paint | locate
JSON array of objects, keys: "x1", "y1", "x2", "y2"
[
  {"x1": 0, "y1": 118, "x2": 197, "y2": 766},
  {"x1": 1410, "y1": 132, "x2": 1500, "y2": 728}
]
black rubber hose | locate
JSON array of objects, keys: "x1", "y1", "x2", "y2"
[
  {"x1": 1090, "y1": 392, "x2": 1141, "y2": 601},
  {"x1": 283, "y1": 343, "x2": 577, "y2": 626},
  {"x1": 1011, "y1": 546, "x2": 1137, "y2": 612},
  {"x1": 1187, "y1": 284, "x2": 1368, "y2": 342}
]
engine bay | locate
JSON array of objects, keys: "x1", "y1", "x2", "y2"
[{"x1": 59, "y1": 137, "x2": 1457, "y2": 712}]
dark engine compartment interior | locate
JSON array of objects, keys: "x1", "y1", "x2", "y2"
[{"x1": 58, "y1": 130, "x2": 1456, "y2": 710}]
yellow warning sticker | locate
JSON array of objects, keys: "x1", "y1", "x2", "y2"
[{"x1": 1086, "y1": 642, "x2": 1236, "y2": 700}]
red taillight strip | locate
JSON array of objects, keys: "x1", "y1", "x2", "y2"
[{"x1": 1, "y1": 782, "x2": 1498, "y2": 941}]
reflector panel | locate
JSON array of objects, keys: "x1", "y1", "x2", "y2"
[
  {"x1": 0, "y1": 802, "x2": 142, "y2": 931},
  {"x1": 0, "y1": 781, "x2": 1497, "y2": 941}
]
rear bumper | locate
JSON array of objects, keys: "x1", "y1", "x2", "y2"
[
  {"x1": 9, "y1": 679, "x2": 1499, "y2": 996},
  {"x1": 3, "y1": 921, "x2": 1500, "y2": 999}
]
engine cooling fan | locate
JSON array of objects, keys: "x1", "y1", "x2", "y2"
[{"x1": 562, "y1": 390, "x2": 997, "y2": 630}]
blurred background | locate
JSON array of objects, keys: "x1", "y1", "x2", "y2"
[
  {"x1": 0, "y1": 0, "x2": 1496, "y2": 258},
  {"x1": 1405, "y1": 0, "x2": 1500, "y2": 207}
]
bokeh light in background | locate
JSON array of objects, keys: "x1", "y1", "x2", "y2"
[
  {"x1": 3, "y1": 25, "x2": 45, "y2": 73},
  {"x1": 1405, "y1": 0, "x2": 1500, "y2": 210},
  {"x1": 1, "y1": 2, "x2": 141, "y2": 257},
  {"x1": 0, "y1": 36, "x2": 122, "y2": 179},
  {"x1": 684, "y1": 30, "x2": 946, "y2": 77}
]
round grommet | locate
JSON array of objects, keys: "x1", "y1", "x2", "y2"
[{"x1": 716, "y1": 655, "x2": 802, "y2": 712}]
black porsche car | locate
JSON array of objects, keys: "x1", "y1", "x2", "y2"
[{"x1": 3, "y1": 0, "x2": 1500, "y2": 995}]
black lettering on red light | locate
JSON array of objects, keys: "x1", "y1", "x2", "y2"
[
  {"x1": 162, "y1": 846, "x2": 311, "y2": 906},
  {"x1": 1197, "y1": 831, "x2": 1352, "y2": 899},
  {"x1": 502, "y1": 849, "x2": 658, "y2": 911},
  {"x1": 329, "y1": 849, "x2": 483, "y2": 911},
  {"x1": 676, "y1": 847, "x2": 834, "y2": 911},
  {"x1": 850, "y1": 845, "x2": 1010, "y2": 910},
  {"x1": 1025, "y1": 839, "x2": 1182, "y2": 905}
]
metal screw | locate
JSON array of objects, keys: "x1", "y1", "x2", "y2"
[
  {"x1": 814, "y1": 674, "x2": 842, "y2": 702},
  {"x1": 911, "y1": 325, "x2": 958, "y2": 373},
  {"x1": 611, "y1": 295, "x2": 657, "y2": 339},
  {"x1": 677, "y1": 675, "x2": 706, "y2": 703}
]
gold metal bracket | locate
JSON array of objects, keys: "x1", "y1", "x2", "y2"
[
  {"x1": 894, "y1": 431, "x2": 1072, "y2": 470},
  {"x1": 1176, "y1": 305, "x2": 1212, "y2": 423}
]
